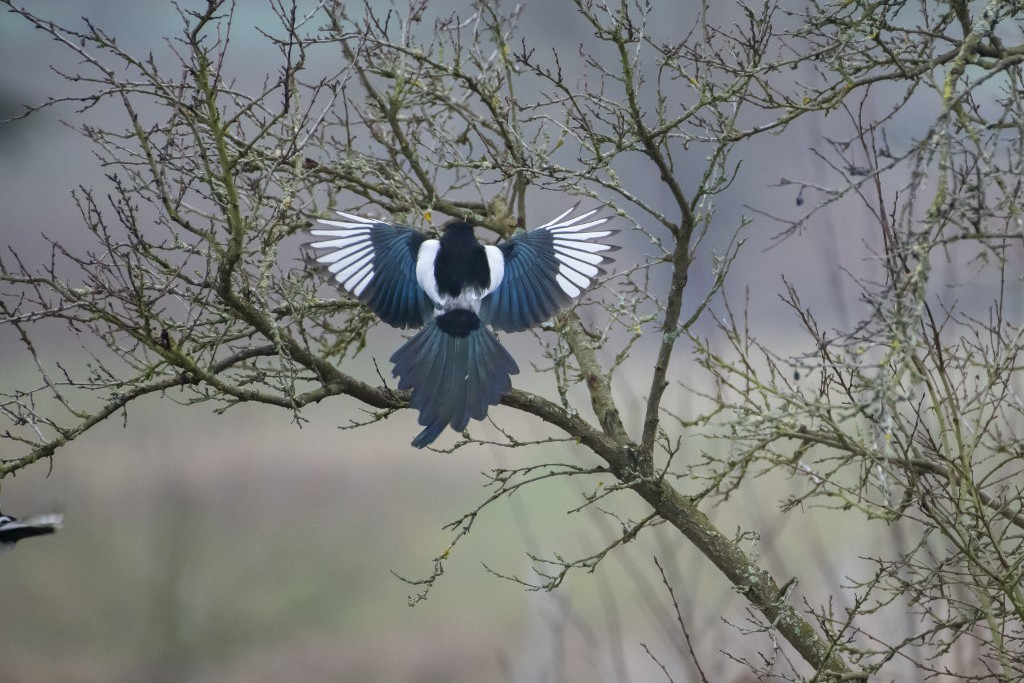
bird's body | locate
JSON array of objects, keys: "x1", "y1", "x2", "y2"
[
  {"x1": 0, "y1": 512, "x2": 63, "y2": 554},
  {"x1": 309, "y1": 205, "x2": 617, "y2": 447},
  {"x1": 431, "y1": 222, "x2": 497, "y2": 303}
]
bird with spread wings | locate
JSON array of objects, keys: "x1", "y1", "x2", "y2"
[{"x1": 308, "y1": 205, "x2": 617, "y2": 447}]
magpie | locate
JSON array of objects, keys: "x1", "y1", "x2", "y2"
[
  {"x1": 308, "y1": 204, "x2": 618, "y2": 447},
  {"x1": 0, "y1": 512, "x2": 63, "y2": 555}
]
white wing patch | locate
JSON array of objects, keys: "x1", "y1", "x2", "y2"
[
  {"x1": 483, "y1": 244, "x2": 505, "y2": 296},
  {"x1": 539, "y1": 206, "x2": 616, "y2": 298},
  {"x1": 415, "y1": 239, "x2": 442, "y2": 305},
  {"x1": 0, "y1": 513, "x2": 64, "y2": 530},
  {"x1": 309, "y1": 212, "x2": 379, "y2": 297}
]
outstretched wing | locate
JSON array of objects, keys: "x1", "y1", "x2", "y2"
[
  {"x1": 0, "y1": 513, "x2": 63, "y2": 546},
  {"x1": 308, "y1": 212, "x2": 435, "y2": 329},
  {"x1": 479, "y1": 205, "x2": 618, "y2": 332}
]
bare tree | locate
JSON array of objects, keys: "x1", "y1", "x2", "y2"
[{"x1": 2, "y1": 0, "x2": 1023, "y2": 680}]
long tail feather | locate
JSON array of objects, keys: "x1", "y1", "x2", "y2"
[{"x1": 391, "y1": 314, "x2": 519, "y2": 448}]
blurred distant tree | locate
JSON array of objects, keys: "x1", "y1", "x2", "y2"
[{"x1": 3, "y1": 0, "x2": 1023, "y2": 680}]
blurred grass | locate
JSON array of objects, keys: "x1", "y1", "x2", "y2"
[
  {"x1": 0, "y1": 373, "x2": 888, "y2": 683},
  {"x1": 0, "y1": 387, "x2": 636, "y2": 682}
]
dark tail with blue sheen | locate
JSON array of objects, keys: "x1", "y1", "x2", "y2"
[{"x1": 391, "y1": 310, "x2": 519, "y2": 448}]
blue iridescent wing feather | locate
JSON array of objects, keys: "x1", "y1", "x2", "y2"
[
  {"x1": 308, "y1": 212, "x2": 434, "y2": 328},
  {"x1": 480, "y1": 205, "x2": 618, "y2": 332}
]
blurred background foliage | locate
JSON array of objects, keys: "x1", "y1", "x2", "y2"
[{"x1": 2, "y1": 0, "x2": 1023, "y2": 682}]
